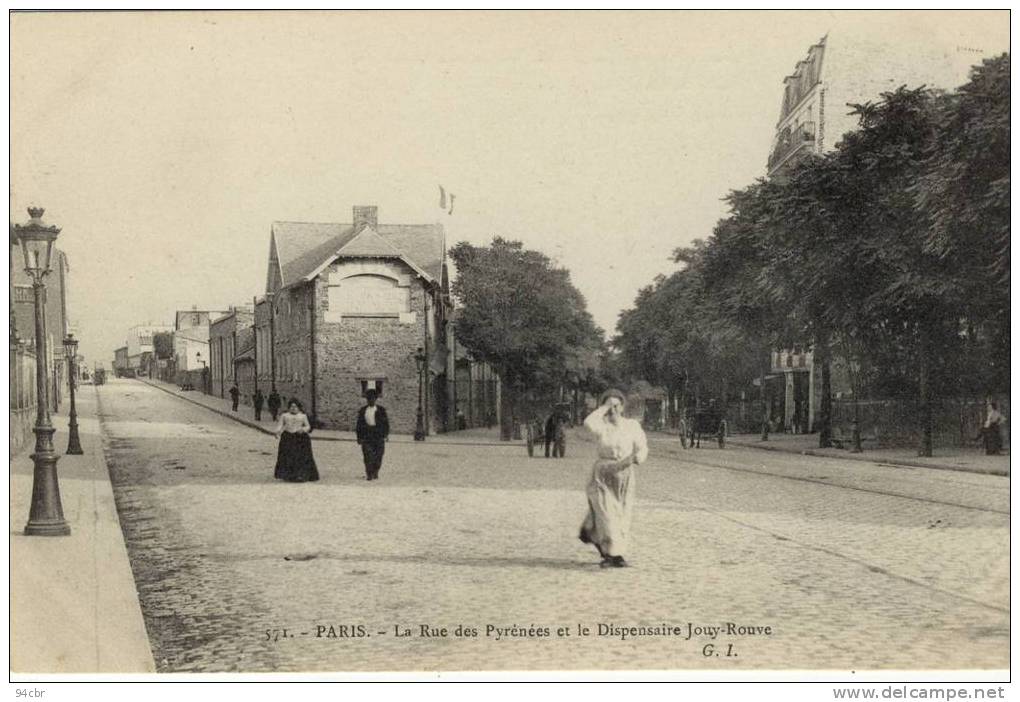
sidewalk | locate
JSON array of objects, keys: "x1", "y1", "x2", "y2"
[
  {"x1": 719, "y1": 430, "x2": 1010, "y2": 477},
  {"x1": 10, "y1": 385, "x2": 155, "y2": 673},
  {"x1": 138, "y1": 378, "x2": 524, "y2": 447}
]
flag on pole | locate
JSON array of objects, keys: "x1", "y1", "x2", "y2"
[{"x1": 439, "y1": 184, "x2": 455, "y2": 215}]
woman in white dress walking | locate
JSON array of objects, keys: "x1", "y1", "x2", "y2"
[{"x1": 578, "y1": 389, "x2": 649, "y2": 568}]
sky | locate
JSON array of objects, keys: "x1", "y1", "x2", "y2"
[{"x1": 9, "y1": 10, "x2": 1009, "y2": 366}]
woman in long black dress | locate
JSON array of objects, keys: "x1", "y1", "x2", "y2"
[{"x1": 274, "y1": 399, "x2": 319, "y2": 482}]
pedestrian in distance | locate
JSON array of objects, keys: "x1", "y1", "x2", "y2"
[
  {"x1": 229, "y1": 383, "x2": 240, "y2": 412},
  {"x1": 273, "y1": 399, "x2": 319, "y2": 483},
  {"x1": 356, "y1": 388, "x2": 390, "y2": 481},
  {"x1": 267, "y1": 389, "x2": 282, "y2": 421},
  {"x1": 253, "y1": 389, "x2": 265, "y2": 421},
  {"x1": 981, "y1": 400, "x2": 1006, "y2": 456},
  {"x1": 578, "y1": 389, "x2": 648, "y2": 568},
  {"x1": 554, "y1": 413, "x2": 567, "y2": 458}
]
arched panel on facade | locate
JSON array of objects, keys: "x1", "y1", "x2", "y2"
[{"x1": 327, "y1": 273, "x2": 411, "y2": 318}]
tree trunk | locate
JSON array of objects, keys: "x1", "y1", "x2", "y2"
[
  {"x1": 499, "y1": 368, "x2": 514, "y2": 441},
  {"x1": 760, "y1": 350, "x2": 770, "y2": 441},
  {"x1": 918, "y1": 327, "x2": 934, "y2": 457},
  {"x1": 667, "y1": 386, "x2": 676, "y2": 428},
  {"x1": 816, "y1": 334, "x2": 832, "y2": 448}
]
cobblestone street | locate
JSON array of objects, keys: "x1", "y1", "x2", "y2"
[{"x1": 96, "y1": 379, "x2": 1009, "y2": 673}]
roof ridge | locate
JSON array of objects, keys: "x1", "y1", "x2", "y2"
[{"x1": 273, "y1": 220, "x2": 352, "y2": 225}]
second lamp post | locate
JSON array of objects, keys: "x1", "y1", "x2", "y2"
[
  {"x1": 63, "y1": 333, "x2": 83, "y2": 455},
  {"x1": 414, "y1": 346, "x2": 426, "y2": 441}
]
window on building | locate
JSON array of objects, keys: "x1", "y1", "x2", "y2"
[{"x1": 360, "y1": 379, "x2": 385, "y2": 397}]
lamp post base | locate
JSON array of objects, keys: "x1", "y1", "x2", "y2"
[
  {"x1": 66, "y1": 423, "x2": 83, "y2": 455},
  {"x1": 24, "y1": 518, "x2": 71, "y2": 537},
  {"x1": 414, "y1": 408, "x2": 426, "y2": 441},
  {"x1": 24, "y1": 439, "x2": 71, "y2": 537}
]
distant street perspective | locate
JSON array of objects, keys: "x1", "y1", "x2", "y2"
[{"x1": 96, "y1": 379, "x2": 1007, "y2": 672}]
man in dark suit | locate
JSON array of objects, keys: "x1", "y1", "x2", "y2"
[
  {"x1": 356, "y1": 388, "x2": 390, "y2": 481},
  {"x1": 267, "y1": 390, "x2": 282, "y2": 421},
  {"x1": 253, "y1": 389, "x2": 265, "y2": 421}
]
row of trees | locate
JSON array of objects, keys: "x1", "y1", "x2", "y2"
[
  {"x1": 444, "y1": 56, "x2": 1008, "y2": 451},
  {"x1": 613, "y1": 54, "x2": 1009, "y2": 455}
]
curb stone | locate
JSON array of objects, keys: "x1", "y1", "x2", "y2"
[
  {"x1": 138, "y1": 379, "x2": 524, "y2": 449},
  {"x1": 723, "y1": 438, "x2": 1008, "y2": 477}
]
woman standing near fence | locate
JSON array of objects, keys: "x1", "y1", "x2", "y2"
[
  {"x1": 578, "y1": 389, "x2": 649, "y2": 568},
  {"x1": 982, "y1": 400, "x2": 1006, "y2": 456}
]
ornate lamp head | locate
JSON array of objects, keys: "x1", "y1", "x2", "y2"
[
  {"x1": 13, "y1": 207, "x2": 61, "y2": 279},
  {"x1": 62, "y1": 333, "x2": 79, "y2": 361}
]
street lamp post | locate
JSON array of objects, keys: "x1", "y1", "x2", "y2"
[
  {"x1": 196, "y1": 351, "x2": 208, "y2": 394},
  {"x1": 15, "y1": 207, "x2": 70, "y2": 536},
  {"x1": 63, "y1": 333, "x2": 83, "y2": 455},
  {"x1": 512, "y1": 379, "x2": 524, "y2": 440},
  {"x1": 414, "y1": 346, "x2": 426, "y2": 441}
]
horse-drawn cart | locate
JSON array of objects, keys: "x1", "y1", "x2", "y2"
[
  {"x1": 524, "y1": 403, "x2": 571, "y2": 457},
  {"x1": 681, "y1": 407, "x2": 727, "y2": 448}
]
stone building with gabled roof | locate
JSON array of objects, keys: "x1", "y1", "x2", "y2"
[{"x1": 254, "y1": 205, "x2": 453, "y2": 433}]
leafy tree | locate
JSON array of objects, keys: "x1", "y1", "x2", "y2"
[
  {"x1": 838, "y1": 87, "x2": 960, "y2": 455},
  {"x1": 698, "y1": 181, "x2": 803, "y2": 439},
  {"x1": 153, "y1": 331, "x2": 174, "y2": 360},
  {"x1": 916, "y1": 54, "x2": 1010, "y2": 395},
  {"x1": 449, "y1": 237, "x2": 604, "y2": 439},
  {"x1": 613, "y1": 243, "x2": 762, "y2": 430}
]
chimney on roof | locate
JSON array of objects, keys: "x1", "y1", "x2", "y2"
[{"x1": 353, "y1": 206, "x2": 378, "y2": 231}]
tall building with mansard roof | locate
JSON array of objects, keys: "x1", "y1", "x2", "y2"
[
  {"x1": 768, "y1": 31, "x2": 995, "y2": 177},
  {"x1": 763, "y1": 30, "x2": 996, "y2": 432}
]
